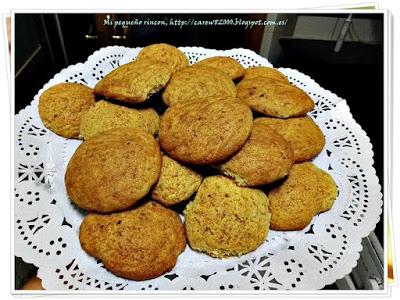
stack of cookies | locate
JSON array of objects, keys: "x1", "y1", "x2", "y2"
[{"x1": 38, "y1": 43, "x2": 338, "y2": 281}]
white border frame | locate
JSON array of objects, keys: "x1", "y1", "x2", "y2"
[{"x1": 10, "y1": 9, "x2": 390, "y2": 296}]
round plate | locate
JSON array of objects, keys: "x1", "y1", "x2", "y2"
[{"x1": 14, "y1": 46, "x2": 382, "y2": 291}]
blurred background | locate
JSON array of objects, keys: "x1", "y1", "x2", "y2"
[{"x1": 14, "y1": 13, "x2": 384, "y2": 290}]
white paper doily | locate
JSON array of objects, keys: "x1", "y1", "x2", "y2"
[{"x1": 14, "y1": 46, "x2": 382, "y2": 291}]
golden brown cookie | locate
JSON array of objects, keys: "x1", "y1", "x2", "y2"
[
  {"x1": 268, "y1": 162, "x2": 337, "y2": 231},
  {"x1": 254, "y1": 116, "x2": 325, "y2": 162},
  {"x1": 162, "y1": 65, "x2": 236, "y2": 106},
  {"x1": 65, "y1": 128, "x2": 161, "y2": 213},
  {"x1": 151, "y1": 155, "x2": 203, "y2": 206},
  {"x1": 79, "y1": 100, "x2": 159, "y2": 139},
  {"x1": 236, "y1": 77, "x2": 314, "y2": 118},
  {"x1": 94, "y1": 59, "x2": 171, "y2": 104},
  {"x1": 184, "y1": 176, "x2": 270, "y2": 258},
  {"x1": 79, "y1": 201, "x2": 186, "y2": 281},
  {"x1": 195, "y1": 56, "x2": 244, "y2": 80},
  {"x1": 159, "y1": 96, "x2": 253, "y2": 165},
  {"x1": 219, "y1": 122, "x2": 294, "y2": 186},
  {"x1": 38, "y1": 82, "x2": 95, "y2": 139},
  {"x1": 136, "y1": 43, "x2": 189, "y2": 73},
  {"x1": 244, "y1": 66, "x2": 290, "y2": 84}
]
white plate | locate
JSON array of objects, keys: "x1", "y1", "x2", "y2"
[{"x1": 14, "y1": 46, "x2": 382, "y2": 291}]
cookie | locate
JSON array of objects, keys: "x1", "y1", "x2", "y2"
[
  {"x1": 94, "y1": 59, "x2": 171, "y2": 104},
  {"x1": 254, "y1": 116, "x2": 325, "y2": 162},
  {"x1": 184, "y1": 176, "x2": 270, "y2": 258},
  {"x1": 162, "y1": 65, "x2": 236, "y2": 106},
  {"x1": 268, "y1": 162, "x2": 337, "y2": 231},
  {"x1": 38, "y1": 82, "x2": 95, "y2": 139},
  {"x1": 151, "y1": 155, "x2": 203, "y2": 206},
  {"x1": 159, "y1": 96, "x2": 253, "y2": 165},
  {"x1": 65, "y1": 128, "x2": 161, "y2": 213},
  {"x1": 79, "y1": 201, "x2": 186, "y2": 281},
  {"x1": 236, "y1": 77, "x2": 315, "y2": 118},
  {"x1": 79, "y1": 100, "x2": 159, "y2": 139},
  {"x1": 244, "y1": 66, "x2": 289, "y2": 84},
  {"x1": 136, "y1": 43, "x2": 189, "y2": 73},
  {"x1": 219, "y1": 122, "x2": 294, "y2": 186},
  {"x1": 195, "y1": 56, "x2": 244, "y2": 80}
]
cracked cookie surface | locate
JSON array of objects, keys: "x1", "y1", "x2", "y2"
[{"x1": 79, "y1": 201, "x2": 186, "y2": 280}]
